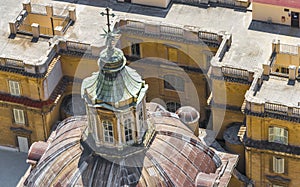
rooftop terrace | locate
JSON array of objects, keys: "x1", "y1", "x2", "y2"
[{"x1": 2, "y1": 0, "x2": 300, "y2": 71}]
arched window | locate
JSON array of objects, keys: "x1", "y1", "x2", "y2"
[
  {"x1": 103, "y1": 120, "x2": 114, "y2": 143},
  {"x1": 124, "y1": 119, "x2": 133, "y2": 142},
  {"x1": 164, "y1": 75, "x2": 184, "y2": 92},
  {"x1": 166, "y1": 102, "x2": 181, "y2": 113}
]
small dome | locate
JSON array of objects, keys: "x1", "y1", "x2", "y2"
[
  {"x1": 98, "y1": 47, "x2": 126, "y2": 72},
  {"x1": 176, "y1": 106, "x2": 200, "y2": 124}
]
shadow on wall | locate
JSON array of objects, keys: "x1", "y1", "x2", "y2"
[
  {"x1": 248, "y1": 20, "x2": 300, "y2": 38},
  {"x1": 53, "y1": 0, "x2": 170, "y2": 18}
]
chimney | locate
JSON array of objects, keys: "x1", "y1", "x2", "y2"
[{"x1": 288, "y1": 65, "x2": 297, "y2": 80}]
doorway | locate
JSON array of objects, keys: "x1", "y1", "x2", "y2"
[
  {"x1": 17, "y1": 136, "x2": 29, "y2": 153},
  {"x1": 291, "y1": 12, "x2": 299, "y2": 27}
]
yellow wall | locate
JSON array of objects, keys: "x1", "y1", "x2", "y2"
[
  {"x1": 272, "y1": 52, "x2": 300, "y2": 73},
  {"x1": 0, "y1": 104, "x2": 45, "y2": 147},
  {"x1": 60, "y1": 55, "x2": 98, "y2": 79},
  {"x1": 247, "y1": 115, "x2": 300, "y2": 147},
  {"x1": 253, "y1": 3, "x2": 300, "y2": 26},
  {"x1": 120, "y1": 34, "x2": 218, "y2": 122},
  {"x1": 246, "y1": 148, "x2": 300, "y2": 187},
  {"x1": 0, "y1": 71, "x2": 41, "y2": 100}
]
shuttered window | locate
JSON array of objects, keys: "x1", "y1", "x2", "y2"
[
  {"x1": 13, "y1": 109, "x2": 25, "y2": 125},
  {"x1": 9, "y1": 80, "x2": 21, "y2": 96},
  {"x1": 273, "y1": 156, "x2": 285, "y2": 174}
]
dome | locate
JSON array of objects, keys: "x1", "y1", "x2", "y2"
[
  {"x1": 176, "y1": 106, "x2": 200, "y2": 124},
  {"x1": 98, "y1": 47, "x2": 126, "y2": 72},
  {"x1": 23, "y1": 105, "x2": 235, "y2": 187}
]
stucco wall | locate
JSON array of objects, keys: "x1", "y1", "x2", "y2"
[{"x1": 253, "y1": 2, "x2": 300, "y2": 26}]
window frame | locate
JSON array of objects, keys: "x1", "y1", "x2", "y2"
[
  {"x1": 102, "y1": 120, "x2": 114, "y2": 144},
  {"x1": 9, "y1": 80, "x2": 21, "y2": 96},
  {"x1": 272, "y1": 156, "x2": 285, "y2": 174},
  {"x1": 268, "y1": 126, "x2": 288, "y2": 145},
  {"x1": 124, "y1": 118, "x2": 133, "y2": 143},
  {"x1": 131, "y1": 43, "x2": 141, "y2": 57},
  {"x1": 13, "y1": 109, "x2": 25, "y2": 125}
]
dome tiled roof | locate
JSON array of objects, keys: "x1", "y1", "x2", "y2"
[{"x1": 24, "y1": 104, "x2": 237, "y2": 187}]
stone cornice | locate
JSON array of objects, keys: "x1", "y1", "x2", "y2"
[
  {"x1": 244, "y1": 137, "x2": 300, "y2": 156},
  {"x1": 245, "y1": 109, "x2": 300, "y2": 123}
]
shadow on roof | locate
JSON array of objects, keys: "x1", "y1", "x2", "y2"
[
  {"x1": 53, "y1": 0, "x2": 170, "y2": 18},
  {"x1": 248, "y1": 20, "x2": 300, "y2": 38}
]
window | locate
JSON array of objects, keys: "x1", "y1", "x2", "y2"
[
  {"x1": 9, "y1": 80, "x2": 20, "y2": 96},
  {"x1": 166, "y1": 102, "x2": 181, "y2": 113},
  {"x1": 124, "y1": 119, "x2": 133, "y2": 142},
  {"x1": 269, "y1": 126, "x2": 288, "y2": 145},
  {"x1": 273, "y1": 157, "x2": 285, "y2": 174},
  {"x1": 164, "y1": 75, "x2": 184, "y2": 92},
  {"x1": 13, "y1": 109, "x2": 25, "y2": 125},
  {"x1": 103, "y1": 121, "x2": 114, "y2": 143},
  {"x1": 131, "y1": 43, "x2": 140, "y2": 57}
]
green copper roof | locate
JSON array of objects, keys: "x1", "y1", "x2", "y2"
[
  {"x1": 98, "y1": 47, "x2": 125, "y2": 72},
  {"x1": 82, "y1": 65, "x2": 144, "y2": 106},
  {"x1": 81, "y1": 31, "x2": 145, "y2": 108}
]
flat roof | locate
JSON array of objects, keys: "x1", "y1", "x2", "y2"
[
  {"x1": 2, "y1": 0, "x2": 300, "y2": 69},
  {"x1": 63, "y1": 2, "x2": 300, "y2": 72},
  {"x1": 253, "y1": 0, "x2": 300, "y2": 9},
  {"x1": 253, "y1": 76, "x2": 300, "y2": 107},
  {"x1": 0, "y1": 0, "x2": 51, "y2": 63}
]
